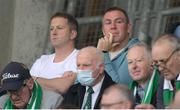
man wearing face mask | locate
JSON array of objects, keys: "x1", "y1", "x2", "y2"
[{"x1": 60, "y1": 46, "x2": 115, "y2": 109}]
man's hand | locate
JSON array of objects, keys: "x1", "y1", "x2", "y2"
[
  {"x1": 62, "y1": 71, "x2": 77, "y2": 83},
  {"x1": 97, "y1": 32, "x2": 113, "y2": 51},
  {"x1": 63, "y1": 71, "x2": 76, "y2": 77}
]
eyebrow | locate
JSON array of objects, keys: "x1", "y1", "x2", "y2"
[{"x1": 104, "y1": 17, "x2": 126, "y2": 21}]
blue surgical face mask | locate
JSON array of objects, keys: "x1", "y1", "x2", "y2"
[{"x1": 77, "y1": 69, "x2": 95, "y2": 86}]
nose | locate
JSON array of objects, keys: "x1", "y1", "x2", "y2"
[
  {"x1": 10, "y1": 92, "x2": 19, "y2": 100},
  {"x1": 110, "y1": 22, "x2": 117, "y2": 29},
  {"x1": 78, "y1": 65, "x2": 84, "y2": 70},
  {"x1": 51, "y1": 28, "x2": 57, "y2": 35},
  {"x1": 131, "y1": 61, "x2": 138, "y2": 69},
  {"x1": 158, "y1": 65, "x2": 164, "y2": 72}
]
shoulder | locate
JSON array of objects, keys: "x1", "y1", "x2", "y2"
[
  {"x1": 128, "y1": 37, "x2": 140, "y2": 47},
  {"x1": 70, "y1": 49, "x2": 79, "y2": 58},
  {"x1": 42, "y1": 89, "x2": 62, "y2": 97},
  {"x1": 39, "y1": 54, "x2": 55, "y2": 60},
  {"x1": 62, "y1": 83, "x2": 83, "y2": 99},
  {"x1": 74, "y1": 49, "x2": 79, "y2": 53},
  {"x1": 103, "y1": 72, "x2": 116, "y2": 85},
  {"x1": 33, "y1": 53, "x2": 55, "y2": 63},
  {"x1": 33, "y1": 54, "x2": 55, "y2": 64},
  {"x1": 66, "y1": 83, "x2": 82, "y2": 93},
  {"x1": 63, "y1": 83, "x2": 85, "y2": 97},
  {"x1": 0, "y1": 95, "x2": 8, "y2": 108},
  {"x1": 41, "y1": 89, "x2": 63, "y2": 109}
]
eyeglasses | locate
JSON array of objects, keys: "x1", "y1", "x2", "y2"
[
  {"x1": 127, "y1": 58, "x2": 145, "y2": 65},
  {"x1": 7, "y1": 83, "x2": 26, "y2": 97},
  {"x1": 153, "y1": 48, "x2": 178, "y2": 67}
]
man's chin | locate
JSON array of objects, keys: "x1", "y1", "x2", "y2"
[
  {"x1": 164, "y1": 76, "x2": 173, "y2": 80},
  {"x1": 13, "y1": 102, "x2": 26, "y2": 109}
]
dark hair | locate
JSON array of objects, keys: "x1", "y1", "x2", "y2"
[
  {"x1": 50, "y1": 12, "x2": 78, "y2": 32},
  {"x1": 104, "y1": 7, "x2": 129, "y2": 23}
]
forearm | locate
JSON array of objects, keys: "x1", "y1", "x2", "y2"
[{"x1": 36, "y1": 76, "x2": 75, "y2": 94}]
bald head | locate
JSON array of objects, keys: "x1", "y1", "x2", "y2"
[
  {"x1": 77, "y1": 46, "x2": 105, "y2": 86},
  {"x1": 78, "y1": 46, "x2": 104, "y2": 63},
  {"x1": 153, "y1": 34, "x2": 179, "y2": 51},
  {"x1": 101, "y1": 84, "x2": 134, "y2": 109},
  {"x1": 152, "y1": 34, "x2": 180, "y2": 80}
]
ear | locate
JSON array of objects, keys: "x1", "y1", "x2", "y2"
[
  {"x1": 150, "y1": 60, "x2": 154, "y2": 71},
  {"x1": 70, "y1": 30, "x2": 77, "y2": 40},
  {"x1": 124, "y1": 100, "x2": 132, "y2": 109},
  {"x1": 127, "y1": 23, "x2": 132, "y2": 34},
  {"x1": 26, "y1": 78, "x2": 34, "y2": 90},
  {"x1": 99, "y1": 63, "x2": 105, "y2": 74}
]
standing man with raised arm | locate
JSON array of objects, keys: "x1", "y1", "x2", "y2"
[
  {"x1": 30, "y1": 12, "x2": 78, "y2": 93},
  {"x1": 97, "y1": 7, "x2": 140, "y2": 85}
]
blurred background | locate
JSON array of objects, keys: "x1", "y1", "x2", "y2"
[{"x1": 0, "y1": 0, "x2": 179, "y2": 71}]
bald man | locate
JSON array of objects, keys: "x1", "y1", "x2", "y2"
[
  {"x1": 151, "y1": 34, "x2": 180, "y2": 108},
  {"x1": 61, "y1": 46, "x2": 115, "y2": 109},
  {"x1": 101, "y1": 84, "x2": 134, "y2": 109}
]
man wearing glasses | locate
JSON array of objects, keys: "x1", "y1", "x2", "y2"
[
  {"x1": 134, "y1": 34, "x2": 180, "y2": 109},
  {"x1": 127, "y1": 43, "x2": 159, "y2": 107},
  {"x1": 0, "y1": 62, "x2": 63, "y2": 109},
  {"x1": 151, "y1": 34, "x2": 180, "y2": 108},
  {"x1": 97, "y1": 7, "x2": 140, "y2": 85}
]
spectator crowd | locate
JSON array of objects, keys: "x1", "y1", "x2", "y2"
[{"x1": 0, "y1": 7, "x2": 179, "y2": 109}]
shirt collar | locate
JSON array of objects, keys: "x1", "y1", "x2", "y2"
[{"x1": 85, "y1": 76, "x2": 105, "y2": 93}]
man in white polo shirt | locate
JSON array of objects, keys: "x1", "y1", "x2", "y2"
[{"x1": 30, "y1": 12, "x2": 78, "y2": 94}]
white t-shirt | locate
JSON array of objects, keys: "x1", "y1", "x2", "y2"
[{"x1": 30, "y1": 49, "x2": 78, "y2": 79}]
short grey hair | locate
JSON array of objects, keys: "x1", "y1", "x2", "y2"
[
  {"x1": 153, "y1": 34, "x2": 180, "y2": 51},
  {"x1": 128, "y1": 42, "x2": 152, "y2": 60}
]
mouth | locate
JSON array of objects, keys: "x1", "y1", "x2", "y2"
[
  {"x1": 111, "y1": 32, "x2": 119, "y2": 36},
  {"x1": 132, "y1": 71, "x2": 141, "y2": 76},
  {"x1": 13, "y1": 99, "x2": 23, "y2": 105},
  {"x1": 164, "y1": 73, "x2": 169, "y2": 77},
  {"x1": 51, "y1": 37, "x2": 57, "y2": 41}
]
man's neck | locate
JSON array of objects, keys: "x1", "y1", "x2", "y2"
[
  {"x1": 137, "y1": 79, "x2": 149, "y2": 89},
  {"x1": 54, "y1": 44, "x2": 75, "y2": 63}
]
